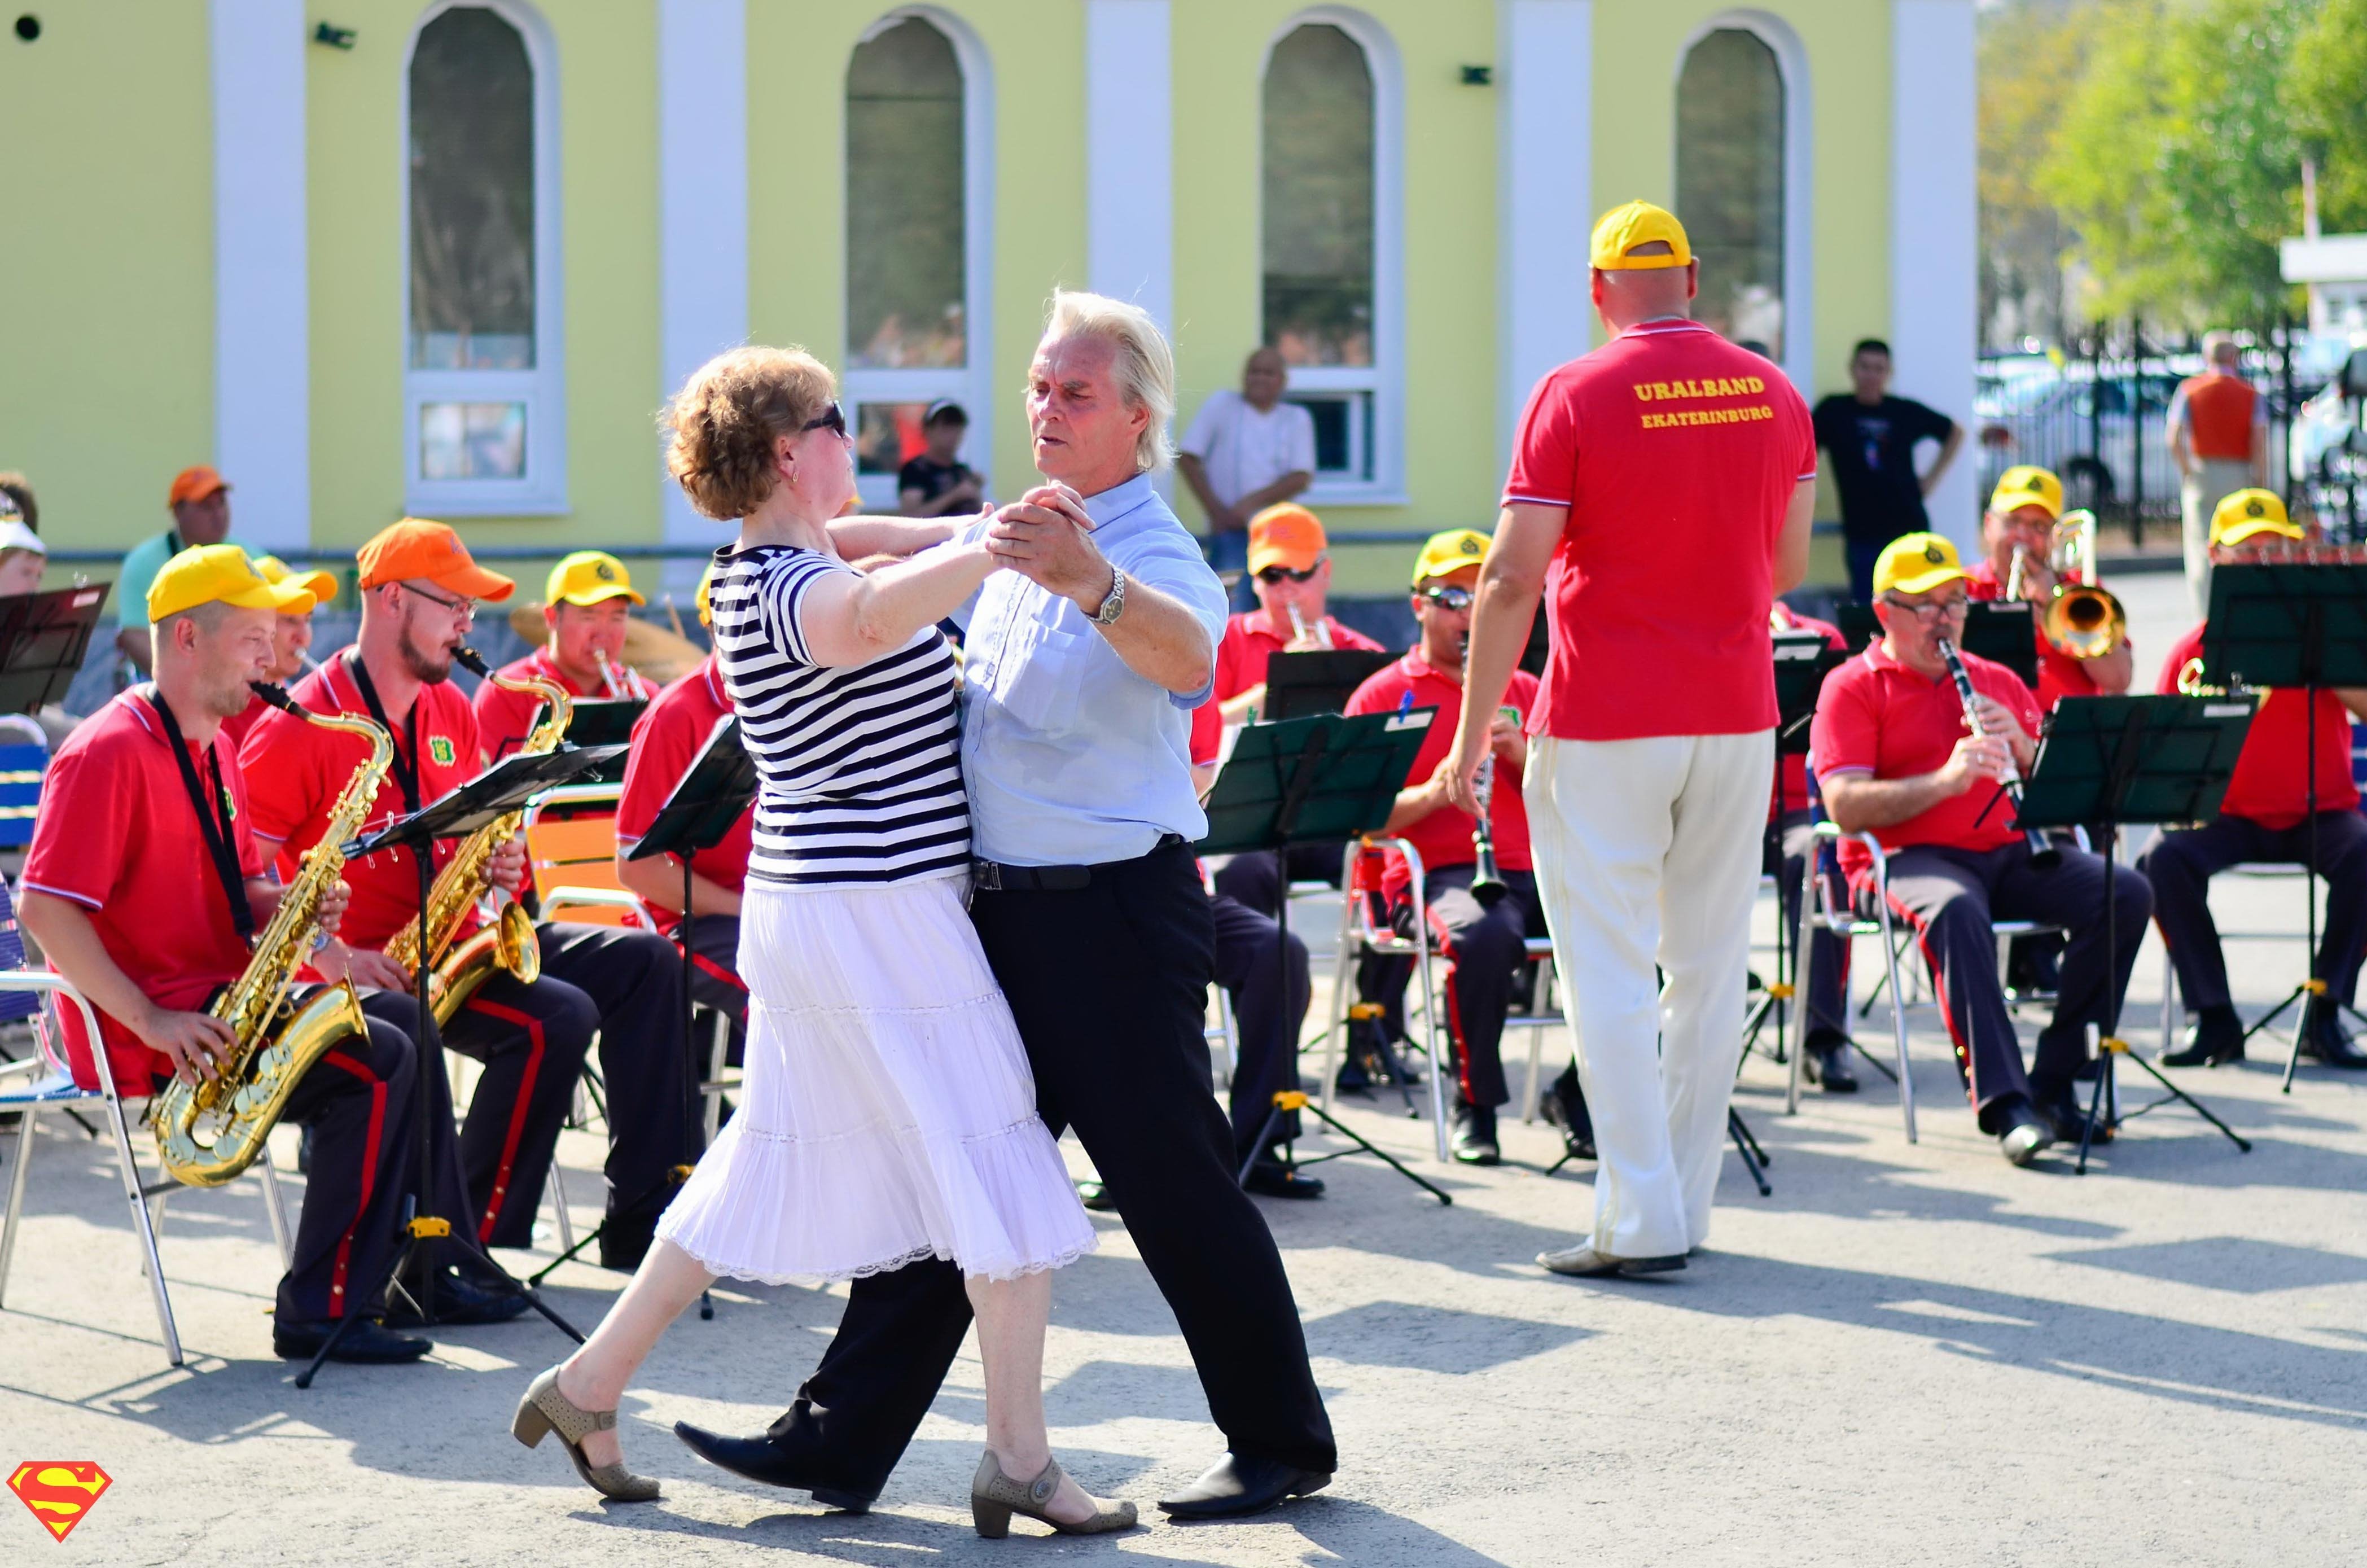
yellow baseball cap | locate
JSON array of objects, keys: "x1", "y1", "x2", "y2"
[
  {"x1": 147, "y1": 544, "x2": 318, "y2": 623},
  {"x1": 2209, "y1": 488, "x2": 2303, "y2": 547},
  {"x1": 695, "y1": 563, "x2": 716, "y2": 628},
  {"x1": 1988, "y1": 465, "x2": 2063, "y2": 521},
  {"x1": 1412, "y1": 529, "x2": 1491, "y2": 586},
  {"x1": 1872, "y1": 533, "x2": 1970, "y2": 597},
  {"x1": 547, "y1": 550, "x2": 645, "y2": 608},
  {"x1": 250, "y1": 553, "x2": 338, "y2": 607},
  {"x1": 1247, "y1": 503, "x2": 1327, "y2": 576},
  {"x1": 1589, "y1": 200, "x2": 1692, "y2": 271}
]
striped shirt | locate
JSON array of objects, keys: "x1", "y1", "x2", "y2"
[{"x1": 708, "y1": 542, "x2": 970, "y2": 887}]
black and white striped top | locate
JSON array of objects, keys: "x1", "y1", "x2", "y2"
[{"x1": 708, "y1": 543, "x2": 970, "y2": 887}]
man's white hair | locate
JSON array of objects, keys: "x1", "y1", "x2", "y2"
[{"x1": 1042, "y1": 288, "x2": 1176, "y2": 473}]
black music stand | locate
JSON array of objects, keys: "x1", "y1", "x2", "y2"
[
  {"x1": 1260, "y1": 649, "x2": 1393, "y2": 721},
  {"x1": 1199, "y1": 708, "x2": 1452, "y2": 1205},
  {"x1": 295, "y1": 742, "x2": 624, "y2": 1387},
  {"x1": 1835, "y1": 599, "x2": 2036, "y2": 687},
  {"x1": 2019, "y1": 694, "x2": 2256, "y2": 1171},
  {"x1": 2199, "y1": 561, "x2": 2367, "y2": 1089},
  {"x1": 559, "y1": 698, "x2": 649, "y2": 785},
  {"x1": 0, "y1": 583, "x2": 111, "y2": 713}
]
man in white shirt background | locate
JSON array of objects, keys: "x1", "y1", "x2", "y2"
[{"x1": 1178, "y1": 347, "x2": 1317, "y2": 609}]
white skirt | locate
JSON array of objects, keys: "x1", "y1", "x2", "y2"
[{"x1": 654, "y1": 871, "x2": 1095, "y2": 1284}]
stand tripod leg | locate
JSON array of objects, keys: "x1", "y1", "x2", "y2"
[
  {"x1": 2124, "y1": 1052, "x2": 2252, "y2": 1152},
  {"x1": 1726, "y1": 1109, "x2": 1771, "y2": 1197},
  {"x1": 2076, "y1": 1028, "x2": 2111, "y2": 1175},
  {"x1": 1301, "y1": 1102, "x2": 1452, "y2": 1206},
  {"x1": 2279, "y1": 982, "x2": 2325, "y2": 1094}
]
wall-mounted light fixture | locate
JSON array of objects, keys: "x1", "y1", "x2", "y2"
[
  {"x1": 1459, "y1": 64, "x2": 1492, "y2": 86},
  {"x1": 14, "y1": 15, "x2": 40, "y2": 42},
  {"x1": 313, "y1": 21, "x2": 356, "y2": 50}
]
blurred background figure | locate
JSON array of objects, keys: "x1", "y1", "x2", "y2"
[
  {"x1": 1179, "y1": 348, "x2": 1316, "y2": 611},
  {"x1": 1813, "y1": 338, "x2": 1965, "y2": 602},
  {"x1": 2166, "y1": 331, "x2": 2267, "y2": 617},
  {"x1": 477, "y1": 549, "x2": 659, "y2": 761},
  {"x1": 897, "y1": 400, "x2": 986, "y2": 518},
  {"x1": 115, "y1": 466, "x2": 246, "y2": 680}
]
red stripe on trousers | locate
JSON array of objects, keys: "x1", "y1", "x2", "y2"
[
  {"x1": 685, "y1": 949, "x2": 746, "y2": 994},
  {"x1": 317, "y1": 1047, "x2": 387, "y2": 1317},
  {"x1": 1881, "y1": 887, "x2": 1980, "y2": 1109},
  {"x1": 461, "y1": 996, "x2": 547, "y2": 1243},
  {"x1": 1426, "y1": 904, "x2": 1480, "y2": 1105}
]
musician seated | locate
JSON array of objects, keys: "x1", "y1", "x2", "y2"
[
  {"x1": 242, "y1": 521, "x2": 696, "y2": 1272},
  {"x1": 1343, "y1": 532, "x2": 1555, "y2": 1166},
  {"x1": 2138, "y1": 491, "x2": 2367, "y2": 1070},
  {"x1": 19, "y1": 548, "x2": 521, "y2": 1363},
  {"x1": 616, "y1": 568, "x2": 753, "y2": 1065},
  {"x1": 1810, "y1": 533, "x2": 2152, "y2": 1165},
  {"x1": 1769, "y1": 602, "x2": 1857, "y2": 1092},
  {"x1": 1208, "y1": 503, "x2": 1387, "y2": 917},
  {"x1": 221, "y1": 555, "x2": 338, "y2": 752},
  {"x1": 1965, "y1": 465, "x2": 2134, "y2": 709},
  {"x1": 475, "y1": 550, "x2": 660, "y2": 763}
]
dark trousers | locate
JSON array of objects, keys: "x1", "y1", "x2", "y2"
[
  {"x1": 1846, "y1": 537, "x2": 1887, "y2": 604},
  {"x1": 1357, "y1": 865, "x2": 1545, "y2": 1111},
  {"x1": 1772, "y1": 810, "x2": 1851, "y2": 1042},
  {"x1": 677, "y1": 913, "x2": 749, "y2": 1037},
  {"x1": 541, "y1": 922, "x2": 696, "y2": 1226},
  {"x1": 2139, "y1": 810, "x2": 2367, "y2": 1011},
  {"x1": 1212, "y1": 843, "x2": 1345, "y2": 918},
  {"x1": 774, "y1": 840, "x2": 1337, "y2": 1496},
  {"x1": 273, "y1": 988, "x2": 421, "y2": 1324},
  {"x1": 1875, "y1": 841, "x2": 2151, "y2": 1120},
  {"x1": 1210, "y1": 891, "x2": 1309, "y2": 1158}
]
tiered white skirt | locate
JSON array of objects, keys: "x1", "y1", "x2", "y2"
[{"x1": 655, "y1": 871, "x2": 1095, "y2": 1284}]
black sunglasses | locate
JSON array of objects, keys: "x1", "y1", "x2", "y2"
[
  {"x1": 1255, "y1": 564, "x2": 1321, "y2": 585},
  {"x1": 1420, "y1": 585, "x2": 1475, "y2": 611},
  {"x1": 804, "y1": 402, "x2": 848, "y2": 438}
]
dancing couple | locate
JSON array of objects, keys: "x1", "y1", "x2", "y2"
[{"x1": 511, "y1": 292, "x2": 1336, "y2": 1535}]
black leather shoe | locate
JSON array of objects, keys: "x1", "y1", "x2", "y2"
[
  {"x1": 673, "y1": 1416, "x2": 876, "y2": 1513},
  {"x1": 2163, "y1": 1007, "x2": 2245, "y2": 1067},
  {"x1": 1803, "y1": 1035, "x2": 1858, "y2": 1093},
  {"x1": 1076, "y1": 1178, "x2": 1118, "y2": 1212},
  {"x1": 2303, "y1": 1012, "x2": 2367, "y2": 1068},
  {"x1": 1995, "y1": 1101, "x2": 2055, "y2": 1167},
  {"x1": 2035, "y1": 1087, "x2": 2112, "y2": 1147},
  {"x1": 1450, "y1": 1103, "x2": 1501, "y2": 1166},
  {"x1": 1241, "y1": 1161, "x2": 1325, "y2": 1199},
  {"x1": 1538, "y1": 1074, "x2": 1595, "y2": 1163},
  {"x1": 600, "y1": 1214, "x2": 658, "y2": 1273},
  {"x1": 1157, "y1": 1453, "x2": 1331, "y2": 1519},
  {"x1": 383, "y1": 1268, "x2": 534, "y2": 1328},
  {"x1": 273, "y1": 1317, "x2": 432, "y2": 1364}
]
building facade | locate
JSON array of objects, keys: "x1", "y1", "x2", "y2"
[{"x1": 2, "y1": 0, "x2": 1976, "y2": 594}]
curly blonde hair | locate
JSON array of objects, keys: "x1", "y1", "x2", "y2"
[{"x1": 663, "y1": 346, "x2": 838, "y2": 521}]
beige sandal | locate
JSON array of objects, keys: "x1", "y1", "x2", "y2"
[
  {"x1": 970, "y1": 1451, "x2": 1137, "y2": 1538},
  {"x1": 511, "y1": 1366, "x2": 661, "y2": 1502}
]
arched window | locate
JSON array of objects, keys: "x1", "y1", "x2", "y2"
[
  {"x1": 845, "y1": 10, "x2": 992, "y2": 510},
  {"x1": 405, "y1": 2, "x2": 563, "y2": 513},
  {"x1": 1260, "y1": 12, "x2": 1400, "y2": 498},
  {"x1": 1675, "y1": 25, "x2": 1795, "y2": 366}
]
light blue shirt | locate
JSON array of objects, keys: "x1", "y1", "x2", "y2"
[{"x1": 957, "y1": 472, "x2": 1227, "y2": 866}]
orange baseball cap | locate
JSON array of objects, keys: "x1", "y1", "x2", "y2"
[
  {"x1": 1589, "y1": 201, "x2": 1692, "y2": 271},
  {"x1": 1247, "y1": 503, "x2": 1327, "y2": 576},
  {"x1": 168, "y1": 465, "x2": 230, "y2": 506},
  {"x1": 354, "y1": 518, "x2": 516, "y2": 601}
]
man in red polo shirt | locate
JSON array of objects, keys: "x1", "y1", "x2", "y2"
[
  {"x1": 242, "y1": 519, "x2": 695, "y2": 1271},
  {"x1": 1447, "y1": 201, "x2": 1814, "y2": 1275},
  {"x1": 475, "y1": 549, "x2": 660, "y2": 763},
  {"x1": 1345, "y1": 531, "x2": 1557, "y2": 1164},
  {"x1": 18, "y1": 547, "x2": 498, "y2": 1363},
  {"x1": 1771, "y1": 601, "x2": 1857, "y2": 1092},
  {"x1": 1966, "y1": 466, "x2": 2135, "y2": 712},
  {"x1": 1811, "y1": 533, "x2": 2153, "y2": 1164},
  {"x1": 2139, "y1": 490, "x2": 2367, "y2": 1069}
]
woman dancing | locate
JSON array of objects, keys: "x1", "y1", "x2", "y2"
[{"x1": 512, "y1": 345, "x2": 1132, "y2": 1538}]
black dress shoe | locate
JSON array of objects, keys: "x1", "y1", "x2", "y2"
[
  {"x1": 383, "y1": 1267, "x2": 534, "y2": 1328},
  {"x1": 1157, "y1": 1453, "x2": 1331, "y2": 1519},
  {"x1": 2034, "y1": 1087, "x2": 2113, "y2": 1147},
  {"x1": 273, "y1": 1317, "x2": 432, "y2": 1364},
  {"x1": 2163, "y1": 1007, "x2": 2245, "y2": 1067},
  {"x1": 2303, "y1": 1013, "x2": 2367, "y2": 1068},
  {"x1": 1993, "y1": 1101, "x2": 2055, "y2": 1167},
  {"x1": 1803, "y1": 1035, "x2": 1858, "y2": 1093},
  {"x1": 1450, "y1": 1103, "x2": 1501, "y2": 1166},
  {"x1": 600, "y1": 1214, "x2": 658, "y2": 1273},
  {"x1": 673, "y1": 1416, "x2": 876, "y2": 1513},
  {"x1": 1241, "y1": 1161, "x2": 1325, "y2": 1199}
]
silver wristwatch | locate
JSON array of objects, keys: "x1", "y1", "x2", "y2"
[{"x1": 1088, "y1": 566, "x2": 1126, "y2": 627}]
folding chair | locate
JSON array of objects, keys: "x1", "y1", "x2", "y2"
[
  {"x1": 1796, "y1": 823, "x2": 1920, "y2": 1139},
  {"x1": 2154, "y1": 861, "x2": 2329, "y2": 1053},
  {"x1": 1323, "y1": 839, "x2": 1452, "y2": 1158}
]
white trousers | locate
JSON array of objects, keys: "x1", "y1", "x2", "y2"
[{"x1": 1525, "y1": 729, "x2": 1773, "y2": 1259}]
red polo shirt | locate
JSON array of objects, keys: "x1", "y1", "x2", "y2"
[
  {"x1": 1212, "y1": 608, "x2": 1386, "y2": 704},
  {"x1": 616, "y1": 656, "x2": 753, "y2": 935},
  {"x1": 2156, "y1": 624, "x2": 2357, "y2": 826},
  {"x1": 1772, "y1": 606, "x2": 1847, "y2": 818},
  {"x1": 474, "y1": 646, "x2": 658, "y2": 763},
  {"x1": 1964, "y1": 560, "x2": 2131, "y2": 712},
  {"x1": 240, "y1": 655, "x2": 486, "y2": 952},
  {"x1": 24, "y1": 693, "x2": 265, "y2": 1092},
  {"x1": 1190, "y1": 694, "x2": 1222, "y2": 767},
  {"x1": 1344, "y1": 652, "x2": 1540, "y2": 901},
  {"x1": 1502, "y1": 319, "x2": 1815, "y2": 742},
  {"x1": 1809, "y1": 642, "x2": 2042, "y2": 885}
]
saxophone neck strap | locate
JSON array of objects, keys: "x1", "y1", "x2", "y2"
[
  {"x1": 141, "y1": 685, "x2": 254, "y2": 943},
  {"x1": 344, "y1": 648, "x2": 423, "y2": 814}
]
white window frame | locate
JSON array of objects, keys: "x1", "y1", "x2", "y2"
[
  {"x1": 1673, "y1": 11, "x2": 1814, "y2": 397},
  {"x1": 1260, "y1": 7, "x2": 1405, "y2": 507},
  {"x1": 845, "y1": 6, "x2": 996, "y2": 513},
  {"x1": 401, "y1": 0, "x2": 567, "y2": 515}
]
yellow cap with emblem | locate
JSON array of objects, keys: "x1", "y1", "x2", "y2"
[
  {"x1": 250, "y1": 554, "x2": 339, "y2": 607},
  {"x1": 1988, "y1": 465, "x2": 2063, "y2": 521},
  {"x1": 1589, "y1": 200, "x2": 1692, "y2": 271},
  {"x1": 1871, "y1": 532, "x2": 1970, "y2": 597},
  {"x1": 1412, "y1": 529, "x2": 1491, "y2": 586},
  {"x1": 2208, "y1": 488, "x2": 2302, "y2": 547},
  {"x1": 547, "y1": 550, "x2": 646, "y2": 608},
  {"x1": 148, "y1": 544, "x2": 320, "y2": 623}
]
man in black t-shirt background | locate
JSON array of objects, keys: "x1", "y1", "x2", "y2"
[
  {"x1": 896, "y1": 399, "x2": 986, "y2": 517},
  {"x1": 1813, "y1": 339, "x2": 1966, "y2": 601}
]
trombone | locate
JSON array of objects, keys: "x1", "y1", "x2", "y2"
[{"x1": 2040, "y1": 510, "x2": 2127, "y2": 660}]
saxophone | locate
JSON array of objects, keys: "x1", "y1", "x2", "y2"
[
  {"x1": 150, "y1": 687, "x2": 393, "y2": 1187},
  {"x1": 380, "y1": 646, "x2": 567, "y2": 1025}
]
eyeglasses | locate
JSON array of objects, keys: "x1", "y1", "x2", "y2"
[
  {"x1": 1419, "y1": 585, "x2": 1475, "y2": 612},
  {"x1": 804, "y1": 402, "x2": 848, "y2": 439},
  {"x1": 1255, "y1": 564, "x2": 1321, "y2": 585},
  {"x1": 403, "y1": 583, "x2": 477, "y2": 621},
  {"x1": 1878, "y1": 593, "x2": 1969, "y2": 621}
]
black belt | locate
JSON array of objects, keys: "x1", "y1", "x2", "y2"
[{"x1": 972, "y1": 833, "x2": 1188, "y2": 893}]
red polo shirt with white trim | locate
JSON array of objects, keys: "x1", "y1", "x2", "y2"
[
  {"x1": 474, "y1": 645, "x2": 658, "y2": 764},
  {"x1": 616, "y1": 655, "x2": 754, "y2": 935},
  {"x1": 1213, "y1": 608, "x2": 1386, "y2": 704},
  {"x1": 2156, "y1": 623, "x2": 2357, "y2": 827},
  {"x1": 1345, "y1": 651, "x2": 1540, "y2": 901}
]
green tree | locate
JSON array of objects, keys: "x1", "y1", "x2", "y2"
[
  {"x1": 1979, "y1": 0, "x2": 2105, "y2": 345},
  {"x1": 2290, "y1": 0, "x2": 2367, "y2": 229}
]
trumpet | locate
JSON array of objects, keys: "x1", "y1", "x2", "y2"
[
  {"x1": 2041, "y1": 510, "x2": 2127, "y2": 660},
  {"x1": 1937, "y1": 637, "x2": 2057, "y2": 868},
  {"x1": 2006, "y1": 543, "x2": 2029, "y2": 602},
  {"x1": 1286, "y1": 601, "x2": 1332, "y2": 650},
  {"x1": 594, "y1": 646, "x2": 628, "y2": 699}
]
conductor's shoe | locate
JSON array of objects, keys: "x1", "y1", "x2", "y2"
[
  {"x1": 1241, "y1": 1161, "x2": 1325, "y2": 1199},
  {"x1": 1156, "y1": 1454, "x2": 1330, "y2": 1519},
  {"x1": 1450, "y1": 1103, "x2": 1501, "y2": 1165},
  {"x1": 1803, "y1": 1034, "x2": 1858, "y2": 1093},
  {"x1": 273, "y1": 1317, "x2": 432, "y2": 1364},
  {"x1": 2163, "y1": 1007, "x2": 2245, "y2": 1067},
  {"x1": 383, "y1": 1267, "x2": 534, "y2": 1328},
  {"x1": 1536, "y1": 1243, "x2": 1687, "y2": 1278},
  {"x1": 672, "y1": 1417, "x2": 876, "y2": 1513},
  {"x1": 1995, "y1": 1101, "x2": 2055, "y2": 1167},
  {"x1": 2303, "y1": 1012, "x2": 2367, "y2": 1068},
  {"x1": 1076, "y1": 1178, "x2": 1118, "y2": 1212}
]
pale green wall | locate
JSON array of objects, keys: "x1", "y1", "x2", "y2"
[{"x1": 0, "y1": 3, "x2": 213, "y2": 560}]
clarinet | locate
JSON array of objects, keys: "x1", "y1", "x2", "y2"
[
  {"x1": 1937, "y1": 637, "x2": 2057, "y2": 868},
  {"x1": 1469, "y1": 753, "x2": 1508, "y2": 907}
]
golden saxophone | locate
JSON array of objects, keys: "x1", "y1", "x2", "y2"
[
  {"x1": 381, "y1": 646, "x2": 568, "y2": 1024},
  {"x1": 150, "y1": 687, "x2": 393, "y2": 1187}
]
